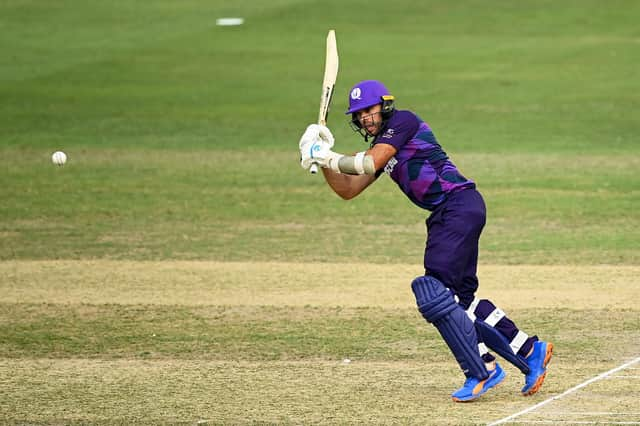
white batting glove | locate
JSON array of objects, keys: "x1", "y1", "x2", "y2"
[
  {"x1": 317, "y1": 124, "x2": 334, "y2": 148},
  {"x1": 299, "y1": 124, "x2": 335, "y2": 150},
  {"x1": 299, "y1": 124, "x2": 338, "y2": 171},
  {"x1": 300, "y1": 139, "x2": 343, "y2": 171},
  {"x1": 299, "y1": 124, "x2": 321, "y2": 150},
  {"x1": 300, "y1": 137, "x2": 327, "y2": 170}
]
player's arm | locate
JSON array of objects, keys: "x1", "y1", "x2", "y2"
[
  {"x1": 320, "y1": 168, "x2": 375, "y2": 200},
  {"x1": 299, "y1": 124, "x2": 397, "y2": 199},
  {"x1": 321, "y1": 143, "x2": 397, "y2": 200}
]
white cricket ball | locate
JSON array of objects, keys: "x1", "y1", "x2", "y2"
[
  {"x1": 342, "y1": 358, "x2": 351, "y2": 364},
  {"x1": 52, "y1": 151, "x2": 67, "y2": 166}
]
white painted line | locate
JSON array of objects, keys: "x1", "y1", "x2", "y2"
[
  {"x1": 543, "y1": 412, "x2": 640, "y2": 416},
  {"x1": 487, "y1": 356, "x2": 640, "y2": 426},
  {"x1": 216, "y1": 17, "x2": 244, "y2": 26},
  {"x1": 504, "y1": 422, "x2": 640, "y2": 425}
]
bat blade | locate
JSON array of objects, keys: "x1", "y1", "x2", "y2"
[
  {"x1": 311, "y1": 29, "x2": 339, "y2": 174},
  {"x1": 318, "y1": 29, "x2": 338, "y2": 126}
]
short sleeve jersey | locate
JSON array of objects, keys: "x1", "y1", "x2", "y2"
[{"x1": 373, "y1": 110, "x2": 475, "y2": 211}]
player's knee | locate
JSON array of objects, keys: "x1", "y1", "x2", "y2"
[
  {"x1": 455, "y1": 295, "x2": 474, "y2": 311},
  {"x1": 411, "y1": 275, "x2": 457, "y2": 323}
]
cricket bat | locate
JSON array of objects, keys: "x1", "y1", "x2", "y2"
[{"x1": 310, "y1": 30, "x2": 339, "y2": 174}]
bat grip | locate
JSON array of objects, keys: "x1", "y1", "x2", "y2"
[{"x1": 310, "y1": 119, "x2": 325, "y2": 175}]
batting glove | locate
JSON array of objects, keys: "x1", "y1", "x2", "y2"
[
  {"x1": 300, "y1": 137, "x2": 326, "y2": 170},
  {"x1": 317, "y1": 124, "x2": 335, "y2": 148},
  {"x1": 299, "y1": 124, "x2": 335, "y2": 150}
]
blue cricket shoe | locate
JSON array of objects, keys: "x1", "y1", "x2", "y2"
[
  {"x1": 452, "y1": 362, "x2": 506, "y2": 402},
  {"x1": 522, "y1": 341, "x2": 554, "y2": 396}
]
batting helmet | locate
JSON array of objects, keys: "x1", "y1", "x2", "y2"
[
  {"x1": 346, "y1": 80, "x2": 396, "y2": 140},
  {"x1": 345, "y1": 80, "x2": 395, "y2": 115}
]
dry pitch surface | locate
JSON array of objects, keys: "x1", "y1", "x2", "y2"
[{"x1": 1, "y1": 261, "x2": 639, "y2": 425}]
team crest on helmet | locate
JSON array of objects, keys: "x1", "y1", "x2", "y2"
[{"x1": 350, "y1": 88, "x2": 361, "y2": 100}]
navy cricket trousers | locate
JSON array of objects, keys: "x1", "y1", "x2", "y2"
[{"x1": 424, "y1": 188, "x2": 486, "y2": 310}]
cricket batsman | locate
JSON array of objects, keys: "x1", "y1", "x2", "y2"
[{"x1": 298, "y1": 80, "x2": 553, "y2": 402}]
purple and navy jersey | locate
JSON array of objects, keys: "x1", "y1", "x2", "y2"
[{"x1": 373, "y1": 110, "x2": 475, "y2": 211}]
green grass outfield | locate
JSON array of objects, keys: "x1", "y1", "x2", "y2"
[{"x1": 1, "y1": 0, "x2": 639, "y2": 424}]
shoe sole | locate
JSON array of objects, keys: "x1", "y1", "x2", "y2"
[
  {"x1": 452, "y1": 370, "x2": 506, "y2": 403},
  {"x1": 523, "y1": 342, "x2": 554, "y2": 396}
]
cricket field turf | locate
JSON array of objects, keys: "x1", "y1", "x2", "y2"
[{"x1": 1, "y1": 0, "x2": 639, "y2": 424}]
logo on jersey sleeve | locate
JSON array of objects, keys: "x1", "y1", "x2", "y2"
[{"x1": 384, "y1": 156, "x2": 398, "y2": 174}]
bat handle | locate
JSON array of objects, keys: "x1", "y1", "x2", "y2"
[{"x1": 310, "y1": 163, "x2": 318, "y2": 174}]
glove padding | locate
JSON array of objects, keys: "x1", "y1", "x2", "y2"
[
  {"x1": 299, "y1": 124, "x2": 336, "y2": 170},
  {"x1": 299, "y1": 124, "x2": 334, "y2": 150},
  {"x1": 300, "y1": 138, "x2": 333, "y2": 170}
]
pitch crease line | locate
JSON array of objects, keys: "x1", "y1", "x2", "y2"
[
  {"x1": 504, "y1": 422, "x2": 640, "y2": 425},
  {"x1": 542, "y1": 412, "x2": 640, "y2": 416},
  {"x1": 608, "y1": 375, "x2": 640, "y2": 379},
  {"x1": 487, "y1": 356, "x2": 640, "y2": 426}
]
